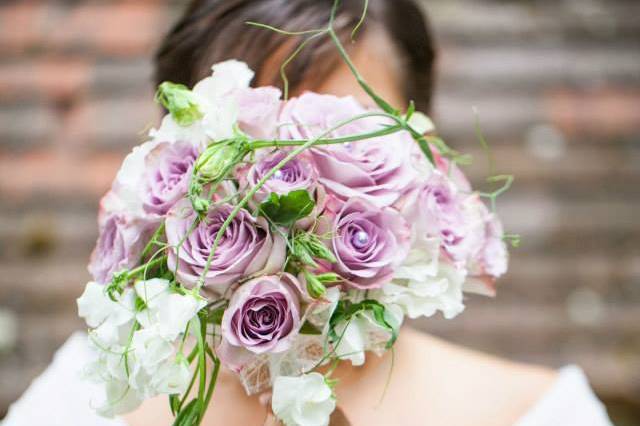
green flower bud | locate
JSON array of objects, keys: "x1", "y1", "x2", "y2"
[
  {"x1": 195, "y1": 141, "x2": 245, "y2": 183},
  {"x1": 191, "y1": 197, "x2": 210, "y2": 215},
  {"x1": 304, "y1": 270, "x2": 327, "y2": 299},
  {"x1": 315, "y1": 272, "x2": 341, "y2": 284},
  {"x1": 293, "y1": 232, "x2": 337, "y2": 266},
  {"x1": 155, "y1": 82, "x2": 203, "y2": 127}
]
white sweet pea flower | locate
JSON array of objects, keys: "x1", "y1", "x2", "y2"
[
  {"x1": 395, "y1": 234, "x2": 440, "y2": 283},
  {"x1": 332, "y1": 314, "x2": 369, "y2": 366},
  {"x1": 200, "y1": 60, "x2": 254, "y2": 98},
  {"x1": 78, "y1": 281, "x2": 131, "y2": 328},
  {"x1": 134, "y1": 278, "x2": 170, "y2": 308},
  {"x1": 80, "y1": 286, "x2": 136, "y2": 350},
  {"x1": 91, "y1": 378, "x2": 143, "y2": 418},
  {"x1": 149, "y1": 114, "x2": 209, "y2": 148},
  {"x1": 106, "y1": 140, "x2": 161, "y2": 218},
  {"x1": 156, "y1": 293, "x2": 206, "y2": 341},
  {"x1": 134, "y1": 279, "x2": 206, "y2": 341},
  {"x1": 272, "y1": 372, "x2": 336, "y2": 426},
  {"x1": 151, "y1": 60, "x2": 254, "y2": 143},
  {"x1": 381, "y1": 261, "x2": 466, "y2": 320},
  {"x1": 150, "y1": 357, "x2": 191, "y2": 395},
  {"x1": 90, "y1": 318, "x2": 133, "y2": 350},
  {"x1": 131, "y1": 328, "x2": 174, "y2": 374}
]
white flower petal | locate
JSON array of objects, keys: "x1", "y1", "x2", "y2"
[
  {"x1": 92, "y1": 379, "x2": 142, "y2": 418},
  {"x1": 77, "y1": 282, "x2": 113, "y2": 328},
  {"x1": 131, "y1": 328, "x2": 174, "y2": 373},
  {"x1": 78, "y1": 282, "x2": 135, "y2": 330},
  {"x1": 134, "y1": 278, "x2": 170, "y2": 308},
  {"x1": 272, "y1": 373, "x2": 335, "y2": 426},
  {"x1": 151, "y1": 359, "x2": 191, "y2": 395},
  {"x1": 380, "y1": 263, "x2": 466, "y2": 319},
  {"x1": 407, "y1": 111, "x2": 435, "y2": 134},
  {"x1": 155, "y1": 293, "x2": 206, "y2": 341}
]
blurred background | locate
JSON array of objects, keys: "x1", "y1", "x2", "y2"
[{"x1": 0, "y1": 0, "x2": 638, "y2": 423}]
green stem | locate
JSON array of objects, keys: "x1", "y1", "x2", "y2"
[
  {"x1": 247, "y1": 122, "x2": 402, "y2": 150},
  {"x1": 195, "y1": 317, "x2": 207, "y2": 424},
  {"x1": 202, "y1": 357, "x2": 221, "y2": 416},
  {"x1": 138, "y1": 222, "x2": 165, "y2": 262},
  {"x1": 128, "y1": 256, "x2": 166, "y2": 279},
  {"x1": 327, "y1": 28, "x2": 397, "y2": 115}
]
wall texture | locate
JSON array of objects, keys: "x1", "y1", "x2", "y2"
[{"x1": 0, "y1": 0, "x2": 638, "y2": 423}]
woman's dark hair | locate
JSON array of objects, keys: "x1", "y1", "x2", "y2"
[{"x1": 155, "y1": 0, "x2": 436, "y2": 112}]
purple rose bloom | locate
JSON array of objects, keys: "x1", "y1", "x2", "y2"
[
  {"x1": 221, "y1": 274, "x2": 301, "y2": 356},
  {"x1": 401, "y1": 172, "x2": 484, "y2": 265},
  {"x1": 246, "y1": 150, "x2": 317, "y2": 202},
  {"x1": 322, "y1": 197, "x2": 410, "y2": 289},
  {"x1": 88, "y1": 212, "x2": 151, "y2": 284},
  {"x1": 165, "y1": 200, "x2": 286, "y2": 290},
  {"x1": 142, "y1": 141, "x2": 200, "y2": 216},
  {"x1": 243, "y1": 150, "x2": 325, "y2": 227},
  {"x1": 278, "y1": 92, "x2": 415, "y2": 207},
  {"x1": 468, "y1": 201, "x2": 508, "y2": 282}
]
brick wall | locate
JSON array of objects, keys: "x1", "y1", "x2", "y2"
[{"x1": 0, "y1": 0, "x2": 638, "y2": 423}]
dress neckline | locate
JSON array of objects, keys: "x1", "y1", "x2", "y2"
[{"x1": 514, "y1": 365, "x2": 612, "y2": 426}]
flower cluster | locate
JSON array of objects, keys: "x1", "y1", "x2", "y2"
[{"x1": 78, "y1": 55, "x2": 510, "y2": 426}]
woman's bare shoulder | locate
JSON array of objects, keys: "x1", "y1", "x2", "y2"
[{"x1": 396, "y1": 327, "x2": 558, "y2": 425}]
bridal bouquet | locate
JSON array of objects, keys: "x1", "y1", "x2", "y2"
[{"x1": 77, "y1": 4, "x2": 513, "y2": 426}]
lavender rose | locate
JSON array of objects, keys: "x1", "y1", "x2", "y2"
[
  {"x1": 321, "y1": 197, "x2": 410, "y2": 289},
  {"x1": 242, "y1": 150, "x2": 325, "y2": 227},
  {"x1": 221, "y1": 274, "x2": 301, "y2": 355},
  {"x1": 165, "y1": 200, "x2": 286, "y2": 290},
  {"x1": 466, "y1": 201, "x2": 508, "y2": 294},
  {"x1": 401, "y1": 171, "x2": 483, "y2": 264},
  {"x1": 88, "y1": 212, "x2": 151, "y2": 284},
  {"x1": 142, "y1": 140, "x2": 200, "y2": 216},
  {"x1": 278, "y1": 92, "x2": 415, "y2": 207},
  {"x1": 245, "y1": 150, "x2": 317, "y2": 202}
]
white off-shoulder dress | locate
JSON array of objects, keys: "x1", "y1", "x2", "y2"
[{"x1": 1, "y1": 333, "x2": 614, "y2": 426}]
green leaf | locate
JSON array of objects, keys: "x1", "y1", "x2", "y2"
[
  {"x1": 405, "y1": 100, "x2": 416, "y2": 120},
  {"x1": 258, "y1": 190, "x2": 315, "y2": 227},
  {"x1": 412, "y1": 132, "x2": 435, "y2": 165},
  {"x1": 172, "y1": 398, "x2": 200, "y2": 426},
  {"x1": 155, "y1": 82, "x2": 203, "y2": 127},
  {"x1": 169, "y1": 394, "x2": 180, "y2": 416},
  {"x1": 299, "y1": 320, "x2": 322, "y2": 335}
]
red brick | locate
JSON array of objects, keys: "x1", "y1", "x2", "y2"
[
  {"x1": 61, "y1": 96, "x2": 158, "y2": 148},
  {"x1": 545, "y1": 87, "x2": 640, "y2": 138},
  {"x1": 0, "y1": 2, "x2": 51, "y2": 54},
  {"x1": 0, "y1": 150, "x2": 122, "y2": 199},
  {"x1": 51, "y1": 2, "x2": 166, "y2": 56},
  {"x1": 0, "y1": 59, "x2": 91, "y2": 102},
  {"x1": 0, "y1": 104, "x2": 60, "y2": 148},
  {"x1": 0, "y1": 1, "x2": 167, "y2": 57}
]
